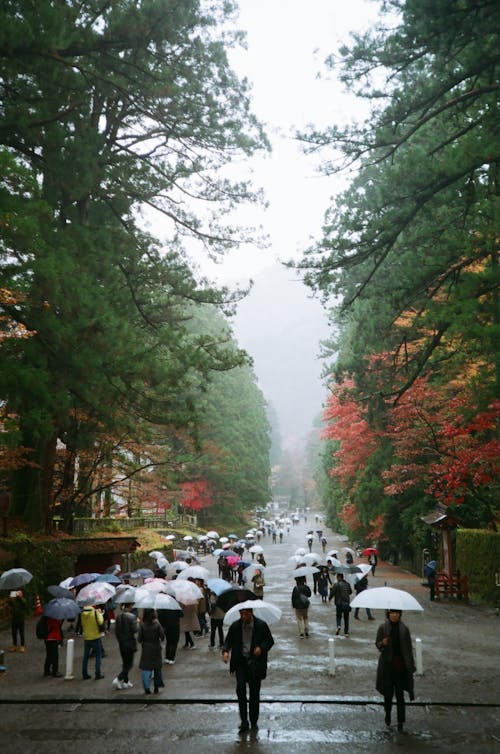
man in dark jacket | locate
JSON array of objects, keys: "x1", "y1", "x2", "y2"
[
  {"x1": 329, "y1": 573, "x2": 353, "y2": 636},
  {"x1": 112, "y1": 602, "x2": 138, "y2": 689},
  {"x1": 222, "y1": 607, "x2": 274, "y2": 733}
]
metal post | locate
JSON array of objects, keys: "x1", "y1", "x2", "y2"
[
  {"x1": 415, "y1": 637, "x2": 423, "y2": 675},
  {"x1": 65, "y1": 638, "x2": 75, "y2": 680},
  {"x1": 328, "y1": 637, "x2": 336, "y2": 675}
]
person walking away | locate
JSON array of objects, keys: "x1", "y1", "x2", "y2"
[
  {"x1": 112, "y1": 601, "x2": 138, "y2": 689},
  {"x1": 330, "y1": 573, "x2": 352, "y2": 636},
  {"x1": 256, "y1": 553, "x2": 267, "y2": 568},
  {"x1": 44, "y1": 617, "x2": 64, "y2": 677},
  {"x1": 251, "y1": 569, "x2": 265, "y2": 599},
  {"x1": 291, "y1": 576, "x2": 311, "y2": 638},
  {"x1": 369, "y1": 551, "x2": 378, "y2": 576},
  {"x1": 424, "y1": 561, "x2": 437, "y2": 601},
  {"x1": 208, "y1": 591, "x2": 225, "y2": 650},
  {"x1": 179, "y1": 600, "x2": 199, "y2": 649},
  {"x1": 222, "y1": 606, "x2": 275, "y2": 733},
  {"x1": 345, "y1": 550, "x2": 354, "y2": 565},
  {"x1": 317, "y1": 566, "x2": 332, "y2": 603},
  {"x1": 376, "y1": 609, "x2": 416, "y2": 731},
  {"x1": 9, "y1": 589, "x2": 28, "y2": 653},
  {"x1": 353, "y1": 574, "x2": 375, "y2": 620},
  {"x1": 81, "y1": 603, "x2": 105, "y2": 679},
  {"x1": 138, "y1": 608, "x2": 165, "y2": 694},
  {"x1": 194, "y1": 578, "x2": 209, "y2": 636},
  {"x1": 157, "y1": 604, "x2": 183, "y2": 664}
]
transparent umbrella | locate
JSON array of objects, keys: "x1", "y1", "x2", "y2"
[
  {"x1": 223, "y1": 599, "x2": 282, "y2": 626},
  {"x1": 176, "y1": 565, "x2": 209, "y2": 582},
  {"x1": 43, "y1": 598, "x2": 81, "y2": 621},
  {"x1": 291, "y1": 565, "x2": 319, "y2": 579},
  {"x1": 0, "y1": 568, "x2": 33, "y2": 590},
  {"x1": 76, "y1": 582, "x2": 116, "y2": 605},
  {"x1": 350, "y1": 586, "x2": 424, "y2": 612}
]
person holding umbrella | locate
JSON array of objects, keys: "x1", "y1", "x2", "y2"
[
  {"x1": 112, "y1": 601, "x2": 138, "y2": 689},
  {"x1": 376, "y1": 609, "x2": 416, "y2": 731},
  {"x1": 222, "y1": 605, "x2": 275, "y2": 734},
  {"x1": 9, "y1": 588, "x2": 28, "y2": 653},
  {"x1": 291, "y1": 575, "x2": 311, "y2": 638},
  {"x1": 329, "y1": 573, "x2": 353, "y2": 637},
  {"x1": 43, "y1": 615, "x2": 64, "y2": 677}
]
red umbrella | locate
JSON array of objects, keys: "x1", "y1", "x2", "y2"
[{"x1": 362, "y1": 547, "x2": 379, "y2": 556}]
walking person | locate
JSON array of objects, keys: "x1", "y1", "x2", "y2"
[
  {"x1": 251, "y1": 568, "x2": 265, "y2": 599},
  {"x1": 179, "y1": 600, "x2": 199, "y2": 649},
  {"x1": 81, "y1": 603, "x2": 105, "y2": 679},
  {"x1": 138, "y1": 608, "x2": 165, "y2": 694},
  {"x1": 353, "y1": 574, "x2": 375, "y2": 620},
  {"x1": 222, "y1": 606, "x2": 275, "y2": 734},
  {"x1": 330, "y1": 573, "x2": 352, "y2": 636},
  {"x1": 112, "y1": 601, "x2": 138, "y2": 689},
  {"x1": 157, "y1": 604, "x2": 183, "y2": 664},
  {"x1": 208, "y1": 590, "x2": 225, "y2": 650},
  {"x1": 317, "y1": 566, "x2": 332, "y2": 603},
  {"x1": 9, "y1": 589, "x2": 28, "y2": 653},
  {"x1": 376, "y1": 609, "x2": 416, "y2": 731},
  {"x1": 291, "y1": 576, "x2": 311, "y2": 638},
  {"x1": 369, "y1": 551, "x2": 378, "y2": 576}
]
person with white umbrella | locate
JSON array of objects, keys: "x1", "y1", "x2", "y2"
[
  {"x1": 291, "y1": 575, "x2": 312, "y2": 638},
  {"x1": 222, "y1": 604, "x2": 275, "y2": 734},
  {"x1": 376, "y1": 609, "x2": 416, "y2": 732}
]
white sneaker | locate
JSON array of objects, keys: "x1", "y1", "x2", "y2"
[
  {"x1": 112, "y1": 677, "x2": 124, "y2": 690},
  {"x1": 123, "y1": 681, "x2": 133, "y2": 688}
]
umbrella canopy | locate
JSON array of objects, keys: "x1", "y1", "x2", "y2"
[
  {"x1": 220, "y1": 549, "x2": 238, "y2": 557},
  {"x1": 43, "y1": 597, "x2": 81, "y2": 621},
  {"x1": 95, "y1": 573, "x2": 122, "y2": 584},
  {"x1": 59, "y1": 577, "x2": 74, "y2": 590},
  {"x1": 182, "y1": 535, "x2": 193, "y2": 542},
  {"x1": 165, "y1": 560, "x2": 188, "y2": 574},
  {"x1": 249, "y1": 544, "x2": 264, "y2": 554},
  {"x1": 206, "y1": 530, "x2": 219, "y2": 539},
  {"x1": 331, "y1": 564, "x2": 363, "y2": 575},
  {"x1": 362, "y1": 547, "x2": 379, "y2": 556},
  {"x1": 154, "y1": 593, "x2": 182, "y2": 611},
  {"x1": 295, "y1": 547, "x2": 307, "y2": 556},
  {"x1": 76, "y1": 582, "x2": 116, "y2": 605},
  {"x1": 291, "y1": 565, "x2": 319, "y2": 579},
  {"x1": 149, "y1": 550, "x2": 164, "y2": 559},
  {"x1": 216, "y1": 587, "x2": 258, "y2": 613},
  {"x1": 164, "y1": 534, "x2": 176, "y2": 541},
  {"x1": 242, "y1": 564, "x2": 267, "y2": 584},
  {"x1": 114, "y1": 587, "x2": 137, "y2": 605},
  {"x1": 301, "y1": 552, "x2": 321, "y2": 565},
  {"x1": 168, "y1": 579, "x2": 203, "y2": 605},
  {"x1": 326, "y1": 557, "x2": 342, "y2": 568},
  {"x1": 206, "y1": 578, "x2": 233, "y2": 597},
  {"x1": 133, "y1": 588, "x2": 158, "y2": 609},
  {"x1": 176, "y1": 565, "x2": 209, "y2": 582},
  {"x1": 142, "y1": 578, "x2": 169, "y2": 593},
  {"x1": 226, "y1": 555, "x2": 240, "y2": 568},
  {"x1": 223, "y1": 598, "x2": 282, "y2": 626},
  {"x1": 219, "y1": 537, "x2": 229, "y2": 543},
  {"x1": 0, "y1": 568, "x2": 33, "y2": 590},
  {"x1": 48, "y1": 585, "x2": 75, "y2": 600},
  {"x1": 130, "y1": 568, "x2": 154, "y2": 579},
  {"x1": 357, "y1": 563, "x2": 373, "y2": 576},
  {"x1": 350, "y1": 586, "x2": 424, "y2": 612},
  {"x1": 70, "y1": 572, "x2": 100, "y2": 588},
  {"x1": 174, "y1": 549, "x2": 199, "y2": 563},
  {"x1": 326, "y1": 549, "x2": 339, "y2": 559},
  {"x1": 342, "y1": 547, "x2": 355, "y2": 557}
]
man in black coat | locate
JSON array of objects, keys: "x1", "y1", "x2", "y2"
[{"x1": 222, "y1": 606, "x2": 275, "y2": 733}]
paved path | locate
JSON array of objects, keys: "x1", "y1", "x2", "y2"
[{"x1": 1, "y1": 519, "x2": 499, "y2": 752}]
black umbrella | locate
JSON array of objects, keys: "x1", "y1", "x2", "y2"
[
  {"x1": 216, "y1": 587, "x2": 258, "y2": 612},
  {"x1": 48, "y1": 585, "x2": 75, "y2": 600},
  {"x1": 43, "y1": 598, "x2": 81, "y2": 620},
  {"x1": 331, "y1": 564, "x2": 363, "y2": 575}
]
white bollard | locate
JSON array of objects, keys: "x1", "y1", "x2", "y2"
[
  {"x1": 328, "y1": 637, "x2": 336, "y2": 675},
  {"x1": 65, "y1": 638, "x2": 75, "y2": 680},
  {"x1": 415, "y1": 637, "x2": 423, "y2": 676}
]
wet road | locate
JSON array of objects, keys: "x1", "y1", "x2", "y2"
[{"x1": 1, "y1": 518, "x2": 499, "y2": 752}]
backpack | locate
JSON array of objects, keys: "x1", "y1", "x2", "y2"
[{"x1": 36, "y1": 614, "x2": 48, "y2": 639}]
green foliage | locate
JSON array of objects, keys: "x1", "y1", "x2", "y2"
[{"x1": 457, "y1": 529, "x2": 500, "y2": 607}]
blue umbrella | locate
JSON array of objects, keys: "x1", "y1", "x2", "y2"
[
  {"x1": 43, "y1": 598, "x2": 81, "y2": 620},
  {"x1": 130, "y1": 568, "x2": 154, "y2": 579},
  {"x1": 70, "y1": 572, "x2": 100, "y2": 588},
  {"x1": 48, "y1": 585, "x2": 75, "y2": 600},
  {"x1": 207, "y1": 578, "x2": 233, "y2": 596},
  {"x1": 95, "y1": 573, "x2": 122, "y2": 584}
]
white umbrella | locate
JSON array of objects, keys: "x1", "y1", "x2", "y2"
[
  {"x1": 142, "y1": 578, "x2": 169, "y2": 593},
  {"x1": 169, "y1": 579, "x2": 203, "y2": 605},
  {"x1": 249, "y1": 544, "x2": 264, "y2": 554},
  {"x1": 206, "y1": 530, "x2": 219, "y2": 539},
  {"x1": 0, "y1": 567, "x2": 33, "y2": 590},
  {"x1": 133, "y1": 588, "x2": 158, "y2": 609},
  {"x1": 326, "y1": 556, "x2": 342, "y2": 568},
  {"x1": 302, "y1": 552, "x2": 321, "y2": 565},
  {"x1": 242, "y1": 564, "x2": 267, "y2": 583},
  {"x1": 350, "y1": 586, "x2": 424, "y2": 612},
  {"x1": 176, "y1": 565, "x2": 210, "y2": 582},
  {"x1": 149, "y1": 551, "x2": 164, "y2": 559},
  {"x1": 223, "y1": 599, "x2": 282, "y2": 626},
  {"x1": 219, "y1": 536, "x2": 229, "y2": 543},
  {"x1": 295, "y1": 547, "x2": 307, "y2": 556},
  {"x1": 291, "y1": 566, "x2": 319, "y2": 579},
  {"x1": 76, "y1": 582, "x2": 115, "y2": 605},
  {"x1": 357, "y1": 563, "x2": 373, "y2": 576},
  {"x1": 342, "y1": 547, "x2": 355, "y2": 557},
  {"x1": 156, "y1": 557, "x2": 169, "y2": 571},
  {"x1": 326, "y1": 549, "x2": 339, "y2": 559},
  {"x1": 164, "y1": 534, "x2": 176, "y2": 541},
  {"x1": 154, "y1": 593, "x2": 182, "y2": 611},
  {"x1": 182, "y1": 535, "x2": 193, "y2": 542},
  {"x1": 59, "y1": 577, "x2": 74, "y2": 590},
  {"x1": 197, "y1": 534, "x2": 208, "y2": 541},
  {"x1": 114, "y1": 587, "x2": 137, "y2": 604},
  {"x1": 165, "y1": 560, "x2": 188, "y2": 574}
]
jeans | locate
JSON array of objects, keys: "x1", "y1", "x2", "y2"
[
  {"x1": 82, "y1": 638, "x2": 102, "y2": 678},
  {"x1": 141, "y1": 668, "x2": 164, "y2": 692}
]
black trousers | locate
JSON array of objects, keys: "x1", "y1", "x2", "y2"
[
  {"x1": 235, "y1": 662, "x2": 261, "y2": 725},
  {"x1": 117, "y1": 646, "x2": 135, "y2": 683},
  {"x1": 165, "y1": 625, "x2": 180, "y2": 661},
  {"x1": 44, "y1": 640, "x2": 59, "y2": 675},
  {"x1": 384, "y1": 669, "x2": 407, "y2": 723}
]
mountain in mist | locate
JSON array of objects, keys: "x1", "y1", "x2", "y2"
[{"x1": 231, "y1": 263, "x2": 330, "y2": 448}]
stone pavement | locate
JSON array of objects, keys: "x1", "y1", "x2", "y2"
[{"x1": 0, "y1": 520, "x2": 499, "y2": 753}]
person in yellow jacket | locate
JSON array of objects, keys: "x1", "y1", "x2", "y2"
[{"x1": 81, "y1": 604, "x2": 105, "y2": 680}]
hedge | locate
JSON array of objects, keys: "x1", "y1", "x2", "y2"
[{"x1": 457, "y1": 529, "x2": 500, "y2": 608}]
